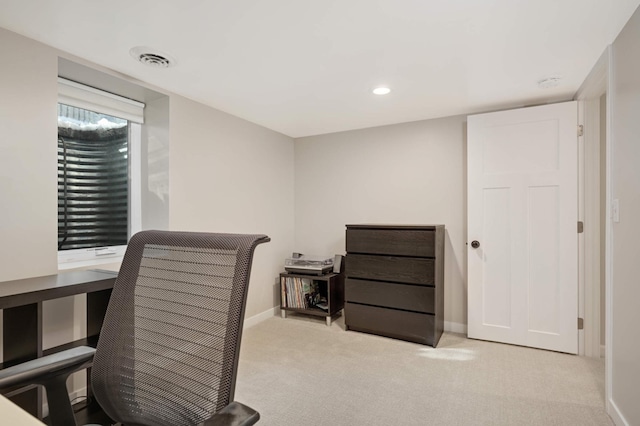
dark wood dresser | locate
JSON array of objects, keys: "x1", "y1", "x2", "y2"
[{"x1": 344, "y1": 224, "x2": 445, "y2": 347}]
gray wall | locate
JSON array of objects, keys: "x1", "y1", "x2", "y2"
[
  {"x1": 294, "y1": 116, "x2": 468, "y2": 330},
  {"x1": 610, "y1": 6, "x2": 640, "y2": 424},
  {"x1": 168, "y1": 95, "x2": 295, "y2": 318}
]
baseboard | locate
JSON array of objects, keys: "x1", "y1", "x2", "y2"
[
  {"x1": 608, "y1": 397, "x2": 629, "y2": 426},
  {"x1": 444, "y1": 321, "x2": 467, "y2": 335},
  {"x1": 600, "y1": 344, "x2": 605, "y2": 358},
  {"x1": 243, "y1": 306, "x2": 279, "y2": 329},
  {"x1": 244, "y1": 308, "x2": 470, "y2": 335}
]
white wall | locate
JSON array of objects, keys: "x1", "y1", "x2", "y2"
[
  {"x1": 169, "y1": 95, "x2": 295, "y2": 319},
  {"x1": 294, "y1": 116, "x2": 467, "y2": 330},
  {"x1": 610, "y1": 6, "x2": 640, "y2": 424},
  {"x1": 0, "y1": 27, "x2": 58, "y2": 282}
]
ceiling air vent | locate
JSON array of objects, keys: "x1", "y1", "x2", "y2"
[
  {"x1": 129, "y1": 46, "x2": 176, "y2": 68},
  {"x1": 537, "y1": 76, "x2": 562, "y2": 89}
]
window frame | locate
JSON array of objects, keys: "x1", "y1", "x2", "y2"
[{"x1": 57, "y1": 79, "x2": 144, "y2": 269}]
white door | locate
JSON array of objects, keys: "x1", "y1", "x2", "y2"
[{"x1": 467, "y1": 101, "x2": 578, "y2": 354}]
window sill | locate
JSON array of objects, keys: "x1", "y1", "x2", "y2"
[{"x1": 58, "y1": 254, "x2": 124, "y2": 271}]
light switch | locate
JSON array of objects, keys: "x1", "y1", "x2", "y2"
[{"x1": 612, "y1": 199, "x2": 620, "y2": 223}]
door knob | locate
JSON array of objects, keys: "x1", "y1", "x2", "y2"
[{"x1": 471, "y1": 240, "x2": 480, "y2": 249}]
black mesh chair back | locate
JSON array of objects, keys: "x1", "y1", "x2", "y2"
[{"x1": 90, "y1": 230, "x2": 269, "y2": 426}]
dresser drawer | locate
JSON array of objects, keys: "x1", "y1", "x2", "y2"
[
  {"x1": 345, "y1": 302, "x2": 435, "y2": 345},
  {"x1": 345, "y1": 278, "x2": 434, "y2": 313},
  {"x1": 345, "y1": 254, "x2": 434, "y2": 285},
  {"x1": 346, "y1": 228, "x2": 435, "y2": 257}
]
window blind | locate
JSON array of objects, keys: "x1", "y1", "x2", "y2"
[
  {"x1": 58, "y1": 77, "x2": 145, "y2": 123},
  {"x1": 57, "y1": 106, "x2": 129, "y2": 251}
]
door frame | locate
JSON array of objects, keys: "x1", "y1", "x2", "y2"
[
  {"x1": 574, "y1": 46, "x2": 611, "y2": 405},
  {"x1": 576, "y1": 54, "x2": 605, "y2": 358}
]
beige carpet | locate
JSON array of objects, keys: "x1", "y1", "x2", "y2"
[{"x1": 235, "y1": 314, "x2": 611, "y2": 426}]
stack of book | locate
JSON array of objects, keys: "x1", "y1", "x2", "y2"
[{"x1": 281, "y1": 276, "x2": 325, "y2": 309}]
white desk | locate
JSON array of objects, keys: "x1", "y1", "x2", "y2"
[{"x1": 0, "y1": 394, "x2": 44, "y2": 425}]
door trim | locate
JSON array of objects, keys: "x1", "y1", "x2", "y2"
[
  {"x1": 576, "y1": 47, "x2": 608, "y2": 359},
  {"x1": 575, "y1": 46, "x2": 614, "y2": 417}
]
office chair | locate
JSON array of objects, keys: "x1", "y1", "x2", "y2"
[{"x1": 0, "y1": 230, "x2": 270, "y2": 426}]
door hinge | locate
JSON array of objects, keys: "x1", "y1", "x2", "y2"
[
  {"x1": 578, "y1": 124, "x2": 584, "y2": 136},
  {"x1": 578, "y1": 318, "x2": 584, "y2": 330},
  {"x1": 577, "y1": 221, "x2": 584, "y2": 233}
]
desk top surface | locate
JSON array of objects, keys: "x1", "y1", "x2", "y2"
[
  {"x1": 0, "y1": 270, "x2": 117, "y2": 309},
  {"x1": 0, "y1": 394, "x2": 44, "y2": 425}
]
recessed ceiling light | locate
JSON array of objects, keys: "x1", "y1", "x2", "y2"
[
  {"x1": 373, "y1": 87, "x2": 391, "y2": 95},
  {"x1": 130, "y1": 46, "x2": 176, "y2": 68},
  {"x1": 537, "y1": 76, "x2": 562, "y2": 89}
]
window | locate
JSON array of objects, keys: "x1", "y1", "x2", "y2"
[
  {"x1": 57, "y1": 78, "x2": 144, "y2": 267},
  {"x1": 57, "y1": 105, "x2": 129, "y2": 250}
]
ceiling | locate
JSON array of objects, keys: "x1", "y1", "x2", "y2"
[{"x1": 1, "y1": 1, "x2": 639, "y2": 138}]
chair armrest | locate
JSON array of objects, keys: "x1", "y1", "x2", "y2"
[
  {"x1": 202, "y1": 401, "x2": 260, "y2": 426},
  {"x1": 0, "y1": 346, "x2": 95, "y2": 390}
]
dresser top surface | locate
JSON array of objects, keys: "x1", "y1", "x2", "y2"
[{"x1": 346, "y1": 224, "x2": 444, "y2": 230}]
